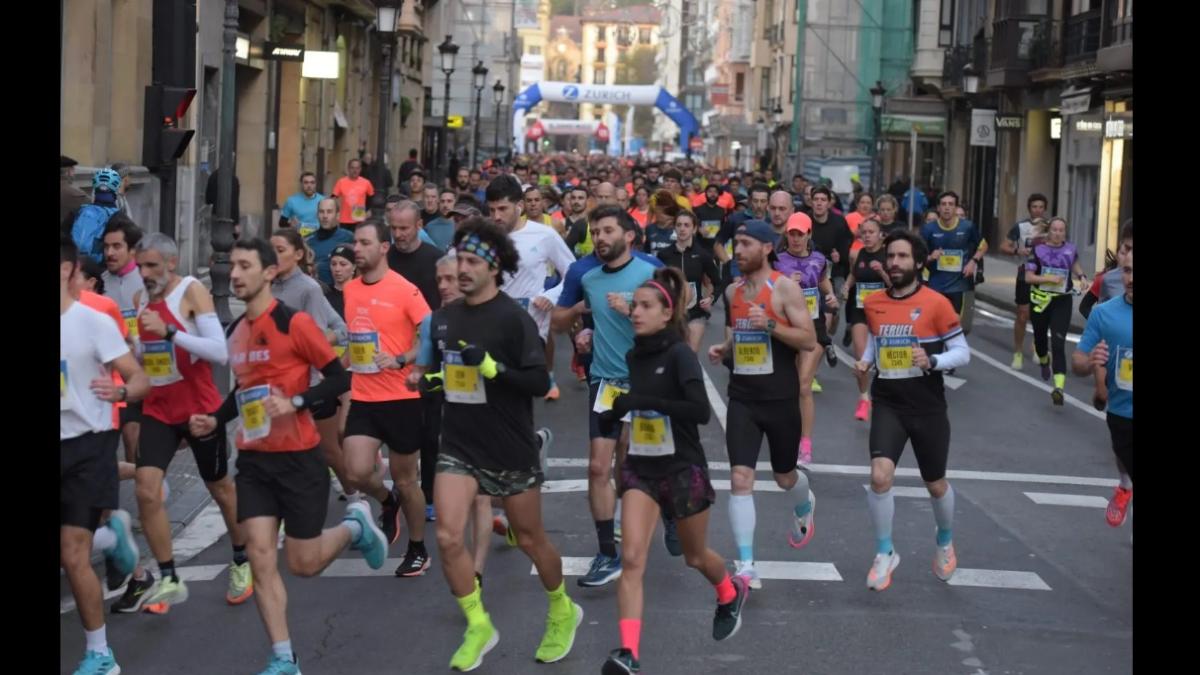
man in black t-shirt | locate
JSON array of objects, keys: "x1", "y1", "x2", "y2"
[
  {"x1": 385, "y1": 202, "x2": 442, "y2": 311},
  {"x1": 694, "y1": 184, "x2": 728, "y2": 254},
  {"x1": 808, "y1": 186, "x2": 854, "y2": 338}
]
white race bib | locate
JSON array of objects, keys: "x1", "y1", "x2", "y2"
[
  {"x1": 1040, "y1": 266, "x2": 1069, "y2": 294},
  {"x1": 444, "y1": 350, "x2": 487, "y2": 404},
  {"x1": 701, "y1": 220, "x2": 721, "y2": 239},
  {"x1": 876, "y1": 336, "x2": 923, "y2": 379},
  {"x1": 629, "y1": 411, "x2": 676, "y2": 457},
  {"x1": 733, "y1": 330, "x2": 773, "y2": 375},
  {"x1": 142, "y1": 340, "x2": 182, "y2": 387},
  {"x1": 937, "y1": 249, "x2": 964, "y2": 273},
  {"x1": 236, "y1": 385, "x2": 272, "y2": 441},
  {"x1": 803, "y1": 287, "x2": 820, "y2": 320},
  {"x1": 1116, "y1": 347, "x2": 1132, "y2": 392},
  {"x1": 592, "y1": 379, "x2": 632, "y2": 422},
  {"x1": 348, "y1": 331, "x2": 381, "y2": 373}
]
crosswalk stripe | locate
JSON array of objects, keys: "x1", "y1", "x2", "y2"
[
  {"x1": 540, "y1": 557, "x2": 842, "y2": 581},
  {"x1": 1024, "y1": 492, "x2": 1108, "y2": 508},
  {"x1": 946, "y1": 568, "x2": 1052, "y2": 591},
  {"x1": 863, "y1": 485, "x2": 930, "y2": 498}
]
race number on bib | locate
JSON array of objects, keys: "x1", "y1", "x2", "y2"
[
  {"x1": 236, "y1": 385, "x2": 272, "y2": 441},
  {"x1": 701, "y1": 221, "x2": 721, "y2": 239},
  {"x1": 687, "y1": 282, "x2": 699, "y2": 310},
  {"x1": 142, "y1": 340, "x2": 182, "y2": 386},
  {"x1": 937, "y1": 249, "x2": 964, "y2": 273},
  {"x1": 334, "y1": 344, "x2": 347, "y2": 358},
  {"x1": 629, "y1": 411, "x2": 676, "y2": 457},
  {"x1": 733, "y1": 330, "x2": 773, "y2": 375},
  {"x1": 876, "y1": 336, "x2": 923, "y2": 379},
  {"x1": 1116, "y1": 347, "x2": 1132, "y2": 392},
  {"x1": 444, "y1": 350, "x2": 487, "y2": 404},
  {"x1": 1040, "y1": 266, "x2": 1069, "y2": 294},
  {"x1": 122, "y1": 309, "x2": 139, "y2": 340},
  {"x1": 592, "y1": 379, "x2": 632, "y2": 422},
  {"x1": 803, "y1": 287, "x2": 820, "y2": 320},
  {"x1": 298, "y1": 224, "x2": 317, "y2": 237},
  {"x1": 856, "y1": 282, "x2": 885, "y2": 309},
  {"x1": 351, "y1": 205, "x2": 368, "y2": 222},
  {"x1": 349, "y1": 332, "x2": 381, "y2": 373}
]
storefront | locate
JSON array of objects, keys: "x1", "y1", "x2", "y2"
[
  {"x1": 1097, "y1": 100, "x2": 1132, "y2": 271},
  {"x1": 880, "y1": 113, "x2": 946, "y2": 196},
  {"x1": 1057, "y1": 86, "x2": 1104, "y2": 272}
]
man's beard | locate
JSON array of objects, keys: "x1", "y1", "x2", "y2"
[
  {"x1": 597, "y1": 237, "x2": 627, "y2": 262},
  {"x1": 889, "y1": 266, "x2": 919, "y2": 288},
  {"x1": 738, "y1": 251, "x2": 765, "y2": 274}
]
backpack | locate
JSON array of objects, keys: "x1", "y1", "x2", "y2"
[{"x1": 72, "y1": 203, "x2": 120, "y2": 263}]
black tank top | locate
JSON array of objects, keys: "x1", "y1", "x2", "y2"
[{"x1": 853, "y1": 247, "x2": 888, "y2": 285}]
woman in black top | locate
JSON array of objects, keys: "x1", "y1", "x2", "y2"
[
  {"x1": 656, "y1": 210, "x2": 724, "y2": 353},
  {"x1": 598, "y1": 267, "x2": 749, "y2": 675},
  {"x1": 323, "y1": 244, "x2": 356, "y2": 325},
  {"x1": 841, "y1": 218, "x2": 891, "y2": 421}
]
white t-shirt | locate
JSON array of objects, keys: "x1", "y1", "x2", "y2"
[
  {"x1": 61, "y1": 301, "x2": 131, "y2": 440},
  {"x1": 503, "y1": 220, "x2": 576, "y2": 301}
]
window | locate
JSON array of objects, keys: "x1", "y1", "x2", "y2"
[
  {"x1": 820, "y1": 107, "x2": 848, "y2": 125},
  {"x1": 597, "y1": 46, "x2": 606, "y2": 62},
  {"x1": 639, "y1": 27, "x2": 652, "y2": 44},
  {"x1": 617, "y1": 25, "x2": 632, "y2": 46},
  {"x1": 760, "y1": 68, "x2": 770, "y2": 111},
  {"x1": 735, "y1": 72, "x2": 745, "y2": 101},
  {"x1": 1071, "y1": 0, "x2": 1096, "y2": 14},
  {"x1": 594, "y1": 67, "x2": 606, "y2": 84},
  {"x1": 938, "y1": 0, "x2": 954, "y2": 46},
  {"x1": 686, "y1": 93, "x2": 704, "y2": 113}
]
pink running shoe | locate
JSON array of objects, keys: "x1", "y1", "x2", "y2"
[
  {"x1": 854, "y1": 399, "x2": 871, "y2": 421},
  {"x1": 1106, "y1": 486, "x2": 1132, "y2": 527},
  {"x1": 798, "y1": 438, "x2": 813, "y2": 466}
]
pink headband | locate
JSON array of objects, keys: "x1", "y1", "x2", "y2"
[{"x1": 646, "y1": 281, "x2": 673, "y2": 311}]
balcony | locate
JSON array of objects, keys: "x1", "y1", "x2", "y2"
[
  {"x1": 942, "y1": 45, "x2": 971, "y2": 92},
  {"x1": 989, "y1": 17, "x2": 1044, "y2": 88},
  {"x1": 1064, "y1": 9, "x2": 1101, "y2": 63},
  {"x1": 994, "y1": 0, "x2": 1051, "y2": 19},
  {"x1": 1098, "y1": 3, "x2": 1132, "y2": 73}
]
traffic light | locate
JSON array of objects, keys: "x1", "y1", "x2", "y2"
[{"x1": 142, "y1": 84, "x2": 196, "y2": 168}]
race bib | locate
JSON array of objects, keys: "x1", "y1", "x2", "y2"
[
  {"x1": 733, "y1": 330, "x2": 773, "y2": 375},
  {"x1": 351, "y1": 204, "x2": 368, "y2": 222},
  {"x1": 60, "y1": 359, "x2": 71, "y2": 411},
  {"x1": 298, "y1": 224, "x2": 318, "y2": 237},
  {"x1": 142, "y1": 340, "x2": 183, "y2": 386},
  {"x1": 629, "y1": 411, "x2": 676, "y2": 457},
  {"x1": 1041, "y1": 266, "x2": 1069, "y2": 294},
  {"x1": 592, "y1": 379, "x2": 632, "y2": 422},
  {"x1": 1116, "y1": 347, "x2": 1132, "y2": 392},
  {"x1": 803, "y1": 287, "x2": 820, "y2": 320},
  {"x1": 937, "y1": 249, "x2": 964, "y2": 273},
  {"x1": 348, "y1": 332, "x2": 381, "y2": 373},
  {"x1": 701, "y1": 220, "x2": 721, "y2": 239},
  {"x1": 856, "y1": 282, "x2": 885, "y2": 309},
  {"x1": 444, "y1": 350, "x2": 487, "y2": 404},
  {"x1": 236, "y1": 385, "x2": 272, "y2": 441},
  {"x1": 122, "y1": 309, "x2": 139, "y2": 340},
  {"x1": 876, "y1": 336, "x2": 923, "y2": 379},
  {"x1": 687, "y1": 282, "x2": 699, "y2": 310},
  {"x1": 334, "y1": 344, "x2": 347, "y2": 358}
]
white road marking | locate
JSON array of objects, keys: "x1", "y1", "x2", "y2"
[
  {"x1": 946, "y1": 568, "x2": 1052, "y2": 591},
  {"x1": 1024, "y1": 492, "x2": 1108, "y2": 508},
  {"x1": 172, "y1": 504, "x2": 229, "y2": 563},
  {"x1": 542, "y1": 557, "x2": 842, "y2": 581},
  {"x1": 944, "y1": 374, "x2": 968, "y2": 390},
  {"x1": 969, "y1": 347, "x2": 1104, "y2": 420},
  {"x1": 541, "y1": 479, "x2": 589, "y2": 493},
  {"x1": 975, "y1": 300, "x2": 1082, "y2": 344},
  {"x1": 321, "y1": 558, "x2": 413, "y2": 578},
  {"x1": 701, "y1": 365, "x2": 727, "y2": 431},
  {"x1": 863, "y1": 485, "x2": 930, "y2": 498}
]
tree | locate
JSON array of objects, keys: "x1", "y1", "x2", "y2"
[{"x1": 614, "y1": 46, "x2": 657, "y2": 140}]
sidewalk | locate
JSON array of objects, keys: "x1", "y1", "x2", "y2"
[{"x1": 976, "y1": 254, "x2": 1086, "y2": 333}]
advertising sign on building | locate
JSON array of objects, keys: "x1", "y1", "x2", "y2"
[{"x1": 970, "y1": 109, "x2": 997, "y2": 147}]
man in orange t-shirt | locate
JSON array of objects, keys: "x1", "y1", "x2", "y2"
[
  {"x1": 333, "y1": 158, "x2": 375, "y2": 230},
  {"x1": 341, "y1": 220, "x2": 433, "y2": 578}
]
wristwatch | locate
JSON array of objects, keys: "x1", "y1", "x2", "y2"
[
  {"x1": 291, "y1": 394, "x2": 307, "y2": 411},
  {"x1": 766, "y1": 319, "x2": 777, "y2": 333},
  {"x1": 928, "y1": 355, "x2": 939, "y2": 372},
  {"x1": 392, "y1": 355, "x2": 408, "y2": 369},
  {"x1": 164, "y1": 324, "x2": 178, "y2": 342},
  {"x1": 117, "y1": 386, "x2": 128, "y2": 402}
]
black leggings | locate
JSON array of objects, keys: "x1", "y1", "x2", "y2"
[{"x1": 1032, "y1": 294, "x2": 1072, "y2": 375}]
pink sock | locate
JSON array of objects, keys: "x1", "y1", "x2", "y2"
[
  {"x1": 619, "y1": 618, "x2": 642, "y2": 660},
  {"x1": 715, "y1": 573, "x2": 737, "y2": 604}
]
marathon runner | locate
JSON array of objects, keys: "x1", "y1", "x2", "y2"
[
  {"x1": 62, "y1": 236, "x2": 148, "y2": 675},
  {"x1": 322, "y1": 244, "x2": 356, "y2": 322},
  {"x1": 191, "y1": 237, "x2": 385, "y2": 675},
  {"x1": 101, "y1": 216, "x2": 146, "y2": 478},
  {"x1": 599, "y1": 267, "x2": 749, "y2": 675},
  {"x1": 1024, "y1": 217, "x2": 1088, "y2": 406},
  {"x1": 841, "y1": 217, "x2": 891, "y2": 421},
  {"x1": 643, "y1": 191, "x2": 680, "y2": 255},
  {"x1": 874, "y1": 194, "x2": 906, "y2": 237},
  {"x1": 694, "y1": 183, "x2": 728, "y2": 256},
  {"x1": 115, "y1": 233, "x2": 250, "y2": 614},
  {"x1": 920, "y1": 191, "x2": 982, "y2": 318},
  {"x1": 773, "y1": 214, "x2": 838, "y2": 465},
  {"x1": 707, "y1": 220, "x2": 818, "y2": 589},
  {"x1": 1073, "y1": 248, "x2": 1133, "y2": 529},
  {"x1": 1000, "y1": 194, "x2": 1049, "y2": 369},
  {"x1": 563, "y1": 186, "x2": 595, "y2": 258},
  {"x1": 806, "y1": 187, "x2": 854, "y2": 350},
  {"x1": 342, "y1": 220, "x2": 433, "y2": 577},
  {"x1": 855, "y1": 230, "x2": 970, "y2": 591},
  {"x1": 423, "y1": 217, "x2": 583, "y2": 671},
  {"x1": 656, "y1": 210, "x2": 722, "y2": 353},
  {"x1": 305, "y1": 197, "x2": 355, "y2": 287},
  {"x1": 1080, "y1": 220, "x2": 1132, "y2": 417}
]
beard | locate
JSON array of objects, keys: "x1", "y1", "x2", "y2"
[
  {"x1": 596, "y1": 236, "x2": 627, "y2": 262},
  {"x1": 737, "y1": 251, "x2": 765, "y2": 274},
  {"x1": 889, "y1": 266, "x2": 919, "y2": 288}
]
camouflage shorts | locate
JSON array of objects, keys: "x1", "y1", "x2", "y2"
[{"x1": 436, "y1": 453, "x2": 544, "y2": 498}]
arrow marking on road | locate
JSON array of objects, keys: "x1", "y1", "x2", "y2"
[{"x1": 1024, "y1": 492, "x2": 1108, "y2": 508}]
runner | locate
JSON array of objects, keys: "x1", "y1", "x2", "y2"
[
  {"x1": 1000, "y1": 194, "x2": 1049, "y2": 369},
  {"x1": 599, "y1": 267, "x2": 749, "y2": 675},
  {"x1": 341, "y1": 220, "x2": 433, "y2": 577},
  {"x1": 706, "y1": 220, "x2": 818, "y2": 589},
  {"x1": 841, "y1": 217, "x2": 891, "y2": 421},
  {"x1": 628, "y1": 186, "x2": 652, "y2": 229},
  {"x1": 694, "y1": 183, "x2": 728, "y2": 255},
  {"x1": 563, "y1": 186, "x2": 594, "y2": 258},
  {"x1": 643, "y1": 191, "x2": 679, "y2": 255},
  {"x1": 423, "y1": 217, "x2": 583, "y2": 671},
  {"x1": 61, "y1": 236, "x2": 149, "y2": 675},
  {"x1": 1024, "y1": 217, "x2": 1088, "y2": 406},
  {"x1": 845, "y1": 192, "x2": 874, "y2": 237},
  {"x1": 1073, "y1": 248, "x2": 1133, "y2": 528},
  {"x1": 920, "y1": 191, "x2": 982, "y2": 317},
  {"x1": 874, "y1": 194, "x2": 905, "y2": 237},
  {"x1": 279, "y1": 172, "x2": 324, "y2": 236},
  {"x1": 114, "y1": 233, "x2": 250, "y2": 614},
  {"x1": 773, "y1": 213, "x2": 837, "y2": 464},
  {"x1": 807, "y1": 187, "x2": 854, "y2": 346},
  {"x1": 656, "y1": 210, "x2": 722, "y2": 353},
  {"x1": 190, "y1": 237, "x2": 385, "y2": 674},
  {"x1": 1081, "y1": 220, "x2": 1132, "y2": 416},
  {"x1": 333, "y1": 158, "x2": 375, "y2": 231},
  {"x1": 855, "y1": 230, "x2": 970, "y2": 591},
  {"x1": 305, "y1": 198, "x2": 356, "y2": 287},
  {"x1": 101, "y1": 216, "x2": 146, "y2": 475},
  {"x1": 323, "y1": 244, "x2": 357, "y2": 322},
  {"x1": 552, "y1": 205, "x2": 663, "y2": 587}
]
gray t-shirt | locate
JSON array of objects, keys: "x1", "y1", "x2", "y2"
[
  {"x1": 272, "y1": 271, "x2": 348, "y2": 344},
  {"x1": 102, "y1": 266, "x2": 145, "y2": 314}
]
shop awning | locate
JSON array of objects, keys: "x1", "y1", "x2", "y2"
[
  {"x1": 1060, "y1": 86, "x2": 1095, "y2": 116},
  {"x1": 881, "y1": 114, "x2": 945, "y2": 138}
]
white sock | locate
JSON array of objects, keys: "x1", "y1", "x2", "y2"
[
  {"x1": 272, "y1": 640, "x2": 294, "y2": 662},
  {"x1": 85, "y1": 625, "x2": 108, "y2": 653},
  {"x1": 342, "y1": 518, "x2": 363, "y2": 542},
  {"x1": 614, "y1": 498, "x2": 622, "y2": 526},
  {"x1": 91, "y1": 526, "x2": 117, "y2": 554},
  {"x1": 728, "y1": 494, "x2": 756, "y2": 563},
  {"x1": 1118, "y1": 472, "x2": 1133, "y2": 490}
]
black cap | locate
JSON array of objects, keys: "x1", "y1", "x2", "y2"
[
  {"x1": 329, "y1": 244, "x2": 355, "y2": 264},
  {"x1": 61, "y1": 155, "x2": 78, "y2": 168}
]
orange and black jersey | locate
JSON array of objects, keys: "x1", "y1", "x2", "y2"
[{"x1": 863, "y1": 285, "x2": 963, "y2": 412}]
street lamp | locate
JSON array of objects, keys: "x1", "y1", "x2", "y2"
[
  {"x1": 437, "y1": 35, "x2": 459, "y2": 185},
  {"x1": 772, "y1": 103, "x2": 783, "y2": 126},
  {"x1": 870, "y1": 80, "x2": 886, "y2": 194},
  {"x1": 962, "y1": 63, "x2": 980, "y2": 95},
  {"x1": 470, "y1": 61, "x2": 488, "y2": 170},
  {"x1": 492, "y1": 79, "x2": 506, "y2": 164},
  {"x1": 374, "y1": 0, "x2": 400, "y2": 216}
]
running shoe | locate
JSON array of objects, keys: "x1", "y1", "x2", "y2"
[
  {"x1": 72, "y1": 648, "x2": 120, "y2": 675},
  {"x1": 734, "y1": 560, "x2": 762, "y2": 590},
  {"x1": 226, "y1": 561, "x2": 254, "y2": 605},
  {"x1": 577, "y1": 553, "x2": 622, "y2": 587},
  {"x1": 104, "y1": 510, "x2": 138, "y2": 580},
  {"x1": 712, "y1": 575, "x2": 749, "y2": 641},
  {"x1": 663, "y1": 518, "x2": 682, "y2": 557},
  {"x1": 535, "y1": 601, "x2": 583, "y2": 663},
  {"x1": 811, "y1": 378, "x2": 823, "y2": 394},
  {"x1": 426, "y1": 504, "x2": 437, "y2": 522},
  {"x1": 544, "y1": 384, "x2": 561, "y2": 401},
  {"x1": 1051, "y1": 388, "x2": 1064, "y2": 406},
  {"x1": 111, "y1": 572, "x2": 154, "y2": 614},
  {"x1": 825, "y1": 345, "x2": 838, "y2": 367},
  {"x1": 257, "y1": 654, "x2": 300, "y2": 675},
  {"x1": 379, "y1": 488, "x2": 403, "y2": 545},
  {"x1": 854, "y1": 399, "x2": 871, "y2": 422},
  {"x1": 1106, "y1": 486, "x2": 1132, "y2": 527},
  {"x1": 602, "y1": 648, "x2": 641, "y2": 674},
  {"x1": 450, "y1": 618, "x2": 498, "y2": 672},
  {"x1": 797, "y1": 438, "x2": 813, "y2": 466},
  {"x1": 571, "y1": 354, "x2": 587, "y2": 383},
  {"x1": 842, "y1": 329, "x2": 853, "y2": 348},
  {"x1": 1040, "y1": 360, "x2": 1051, "y2": 381},
  {"x1": 104, "y1": 558, "x2": 129, "y2": 594},
  {"x1": 395, "y1": 546, "x2": 431, "y2": 577},
  {"x1": 787, "y1": 490, "x2": 816, "y2": 549},
  {"x1": 867, "y1": 551, "x2": 900, "y2": 591},
  {"x1": 330, "y1": 468, "x2": 345, "y2": 499},
  {"x1": 933, "y1": 543, "x2": 957, "y2": 581},
  {"x1": 536, "y1": 427, "x2": 554, "y2": 467},
  {"x1": 143, "y1": 574, "x2": 189, "y2": 607},
  {"x1": 345, "y1": 501, "x2": 388, "y2": 570},
  {"x1": 1011, "y1": 353, "x2": 1024, "y2": 370},
  {"x1": 142, "y1": 602, "x2": 170, "y2": 615}
]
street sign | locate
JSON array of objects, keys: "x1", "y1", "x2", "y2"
[
  {"x1": 447, "y1": 115, "x2": 464, "y2": 128},
  {"x1": 970, "y1": 109, "x2": 996, "y2": 147},
  {"x1": 262, "y1": 42, "x2": 305, "y2": 62},
  {"x1": 689, "y1": 136, "x2": 703, "y2": 150},
  {"x1": 995, "y1": 114, "x2": 1024, "y2": 130}
]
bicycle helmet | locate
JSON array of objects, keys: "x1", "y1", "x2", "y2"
[{"x1": 93, "y1": 167, "x2": 122, "y2": 193}]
